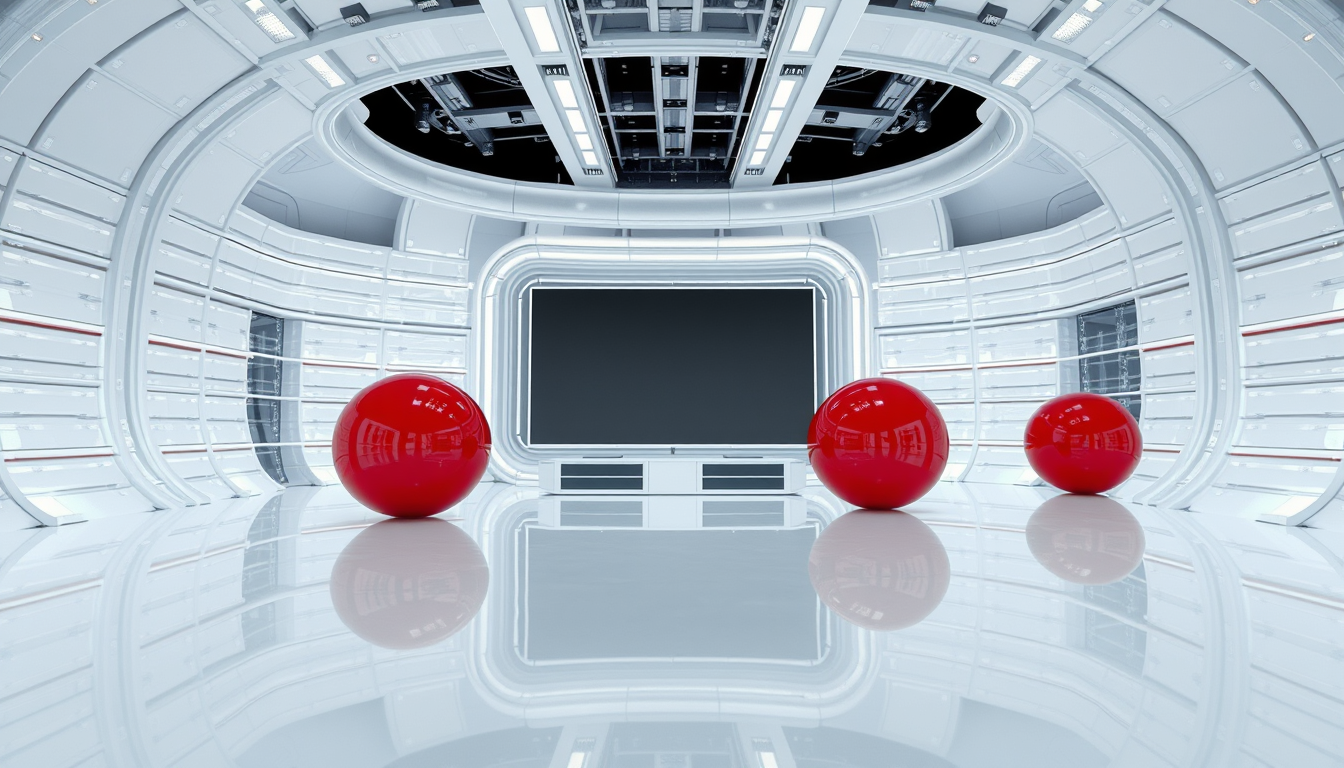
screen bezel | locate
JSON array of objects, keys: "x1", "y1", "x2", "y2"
[{"x1": 521, "y1": 283, "x2": 824, "y2": 451}]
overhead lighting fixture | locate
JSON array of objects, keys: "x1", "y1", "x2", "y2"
[
  {"x1": 304, "y1": 54, "x2": 346, "y2": 87},
  {"x1": 575, "y1": 133, "x2": 593, "y2": 150},
  {"x1": 564, "y1": 109, "x2": 586, "y2": 132},
  {"x1": 30, "y1": 32, "x2": 42, "y2": 41},
  {"x1": 339, "y1": 3, "x2": 369, "y2": 25},
  {"x1": 1001, "y1": 54, "x2": 1041, "y2": 87},
  {"x1": 243, "y1": 0, "x2": 296, "y2": 42},
  {"x1": 753, "y1": 739, "x2": 781, "y2": 768},
  {"x1": 754, "y1": 133, "x2": 773, "y2": 151},
  {"x1": 1304, "y1": 31, "x2": 1316, "y2": 41},
  {"x1": 967, "y1": 53, "x2": 980, "y2": 63},
  {"x1": 416, "y1": 0, "x2": 440, "y2": 7},
  {"x1": 1052, "y1": 12, "x2": 1093, "y2": 42},
  {"x1": 750, "y1": 150, "x2": 767, "y2": 165},
  {"x1": 581, "y1": 150, "x2": 599, "y2": 165},
  {"x1": 1082, "y1": 0, "x2": 1103, "y2": 9},
  {"x1": 553, "y1": 79, "x2": 579, "y2": 109},
  {"x1": 790, "y1": 6, "x2": 826, "y2": 53},
  {"x1": 367, "y1": 53, "x2": 380, "y2": 63},
  {"x1": 770, "y1": 78, "x2": 797, "y2": 109},
  {"x1": 977, "y1": 2, "x2": 1007, "y2": 25},
  {"x1": 762, "y1": 109, "x2": 783, "y2": 132},
  {"x1": 524, "y1": 6, "x2": 561, "y2": 53}
]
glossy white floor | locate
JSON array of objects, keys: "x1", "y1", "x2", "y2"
[{"x1": 1, "y1": 481, "x2": 1341, "y2": 768}]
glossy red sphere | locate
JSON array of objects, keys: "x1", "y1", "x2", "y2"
[
  {"x1": 1026, "y1": 494, "x2": 1146, "y2": 585},
  {"x1": 1024, "y1": 393, "x2": 1141, "y2": 494},
  {"x1": 332, "y1": 373, "x2": 490, "y2": 518},
  {"x1": 330, "y1": 518, "x2": 489, "y2": 648},
  {"x1": 809, "y1": 510, "x2": 950, "y2": 631},
  {"x1": 807, "y1": 378, "x2": 949, "y2": 509}
]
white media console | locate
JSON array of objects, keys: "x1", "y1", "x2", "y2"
[{"x1": 538, "y1": 458, "x2": 807, "y2": 495}]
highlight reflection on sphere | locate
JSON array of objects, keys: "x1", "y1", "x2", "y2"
[
  {"x1": 1026, "y1": 494, "x2": 1146, "y2": 585},
  {"x1": 330, "y1": 518, "x2": 489, "y2": 649},
  {"x1": 808, "y1": 510, "x2": 950, "y2": 631}
]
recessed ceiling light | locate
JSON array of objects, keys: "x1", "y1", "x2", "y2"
[
  {"x1": 575, "y1": 133, "x2": 593, "y2": 150},
  {"x1": 367, "y1": 53, "x2": 380, "y2": 63},
  {"x1": 581, "y1": 150, "x2": 599, "y2": 165},
  {"x1": 30, "y1": 33, "x2": 42, "y2": 41},
  {"x1": 789, "y1": 7, "x2": 826, "y2": 53},
  {"x1": 524, "y1": 6, "x2": 561, "y2": 53},
  {"x1": 1001, "y1": 55, "x2": 1041, "y2": 87},
  {"x1": 1082, "y1": 0, "x2": 1103, "y2": 11},
  {"x1": 244, "y1": 0, "x2": 296, "y2": 42},
  {"x1": 750, "y1": 150, "x2": 767, "y2": 165},
  {"x1": 564, "y1": 109, "x2": 586, "y2": 132},
  {"x1": 553, "y1": 79, "x2": 579, "y2": 109},
  {"x1": 770, "y1": 79, "x2": 797, "y2": 109},
  {"x1": 762, "y1": 109, "x2": 783, "y2": 132},
  {"x1": 967, "y1": 53, "x2": 980, "y2": 63},
  {"x1": 1304, "y1": 32, "x2": 1315, "y2": 41},
  {"x1": 304, "y1": 54, "x2": 346, "y2": 87}
]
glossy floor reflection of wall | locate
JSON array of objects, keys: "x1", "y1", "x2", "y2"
[{"x1": 0, "y1": 483, "x2": 1341, "y2": 768}]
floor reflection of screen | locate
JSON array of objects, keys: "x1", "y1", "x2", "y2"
[
  {"x1": 523, "y1": 529, "x2": 820, "y2": 662},
  {"x1": 528, "y1": 288, "x2": 816, "y2": 445}
]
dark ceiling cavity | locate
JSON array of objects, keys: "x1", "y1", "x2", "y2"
[
  {"x1": 360, "y1": 67, "x2": 574, "y2": 185},
  {"x1": 774, "y1": 67, "x2": 987, "y2": 185},
  {"x1": 360, "y1": 62, "x2": 985, "y2": 189}
]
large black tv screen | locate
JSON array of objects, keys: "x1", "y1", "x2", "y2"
[{"x1": 528, "y1": 288, "x2": 816, "y2": 445}]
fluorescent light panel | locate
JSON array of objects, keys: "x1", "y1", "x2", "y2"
[
  {"x1": 564, "y1": 109, "x2": 586, "y2": 132},
  {"x1": 243, "y1": 0, "x2": 295, "y2": 42},
  {"x1": 750, "y1": 150, "x2": 767, "y2": 165},
  {"x1": 553, "y1": 79, "x2": 579, "y2": 109},
  {"x1": 304, "y1": 55, "x2": 345, "y2": 87},
  {"x1": 762, "y1": 109, "x2": 783, "y2": 132},
  {"x1": 770, "y1": 79, "x2": 797, "y2": 109},
  {"x1": 754, "y1": 133, "x2": 772, "y2": 151},
  {"x1": 1082, "y1": 0, "x2": 1103, "y2": 10},
  {"x1": 1051, "y1": 12, "x2": 1092, "y2": 42},
  {"x1": 1001, "y1": 54, "x2": 1041, "y2": 87},
  {"x1": 790, "y1": 6, "x2": 826, "y2": 53},
  {"x1": 581, "y1": 150, "x2": 599, "y2": 165},
  {"x1": 524, "y1": 6, "x2": 561, "y2": 53},
  {"x1": 575, "y1": 133, "x2": 593, "y2": 150}
]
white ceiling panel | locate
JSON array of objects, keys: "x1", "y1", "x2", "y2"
[
  {"x1": 173, "y1": 143, "x2": 261, "y2": 227},
  {"x1": 292, "y1": 0, "x2": 419, "y2": 27},
  {"x1": 37, "y1": 73, "x2": 178, "y2": 186},
  {"x1": 104, "y1": 12, "x2": 251, "y2": 117},
  {"x1": 1167, "y1": 0, "x2": 1344, "y2": 148},
  {"x1": 1083, "y1": 144, "x2": 1170, "y2": 228},
  {"x1": 933, "y1": 0, "x2": 1055, "y2": 26},
  {"x1": 222, "y1": 93, "x2": 313, "y2": 165},
  {"x1": 1167, "y1": 71, "x2": 1308, "y2": 190},
  {"x1": 1032, "y1": 91, "x2": 1123, "y2": 165},
  {"x1": 1098, "y1": 13, "x2": 1241, "y2": 116},
  {"x1": 333, "y1": 40, "x2": 395, "y2": 79}
]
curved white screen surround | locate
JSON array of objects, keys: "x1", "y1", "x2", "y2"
[{"x1": 0, "y1": 0, "x2": 1341, "y2": 530}]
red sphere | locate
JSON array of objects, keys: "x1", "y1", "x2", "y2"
[
  {"x1": 330, "y1": 518, "x2": 489, "y2": 648},
  {"x1": 807, "y1": 378, "x2": 949, "y2": 509},
  {"x1": 1024, "y1": 393, "x2": 1141, "y2": 494},
  {"x1": 809, "y1": 510, "x2": 950, "y2": 631},
  {"x1": 332, "y1": 373, "x2": 490, "y2": 518}
]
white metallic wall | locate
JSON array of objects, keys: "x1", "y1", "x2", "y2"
[{"x1": 1, "y1": 0, "x2": 1343, "y2": 528}]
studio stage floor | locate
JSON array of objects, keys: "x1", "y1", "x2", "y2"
[{"x1": 0, "y1": 482, "x2": 1341, "y2": 768}]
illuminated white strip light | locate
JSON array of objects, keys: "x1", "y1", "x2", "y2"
[
  {"x1": 243, "y1": 0, "x2": 295, "y2": 42},
  {"x1": 304, "y1": 55, "x2": 345, "y2": 87},
  {"x1": 1052, "y1": 12, "x2": 1093, "y2": 42},
  {"x1": 553, "y1": 79, "x2": 600, "y2": 166},
  {"x1": 1000, "y1": 55, "x2": 1041, "y2": 87},
  {"x1": 789, "y1": 6, "x2": 826, "y2": 53},
  {"x1": 525, "y1": 6, "x2": 561, "y2": 53},
  {"x1": 749, "y1": 79, "x2": 798, "y2": 166}
]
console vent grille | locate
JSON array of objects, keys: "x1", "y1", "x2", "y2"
[
  {"x1": 700, "y1": 463, "x2": 785, "y2": 490},
  {"x1": 559, "y1": 463, "x2": 644, "y2": 490}
]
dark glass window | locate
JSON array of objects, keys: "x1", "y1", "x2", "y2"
[
  {"x1": 1077, "y1": 301, "x2": 1141, "y2": 419},
  {"x1": 247, "y1": 312, "x2": 287, "y2": 484}
]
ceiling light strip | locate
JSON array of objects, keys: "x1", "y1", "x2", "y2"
[
  {"x1": 1000, "y1": 55, "x2": 1041, "y2": 87},
  {"x1": 789, "y1": 6, "x2": 826, "y2": 53},
  {"x1": 552, "y1": 78, "x2": 600, "y2": 167},
  {"x1": 524, "y1": 6, "x2": 561, "y2": 53},
  {"x1": 304, "y1": 55, "x2": 345, "y2": 87},
  {"x1": 243, "y1": 0, "x2": 296, "y2": 42}
]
